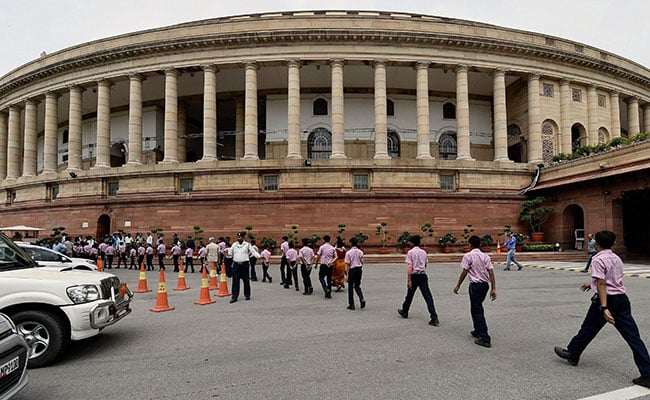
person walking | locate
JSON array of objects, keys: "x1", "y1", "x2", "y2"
[
  {"x1": 137, "y1": 243, "x2": 146, "y2": 269},
  {"x1": 260, "y1": 244, "x2": 273, "y2": 283},
  {"x1": 503, "y1": 231, "x2": 523, "y2": 271},
  {"x1": 128, "y1": 245, "x2": 138, "y2": 270},
  {"x1": 156, "y1": 239, "x2": 166, "y2": 271},
  {"x1": 229, "y1": 232, "x2": 260, "y2": 303},
  {"x1": 184, "y1": 245, "x2": 195, "y2": 273},
  {"x1": 249, "y1": 239, "x2": 259, "y2": 282},
  {"x1": 104, "y1": 242, "x2": 115, "y2": 269},
  {"x1": 345, "y1": 237, "x2": 366, "y2": 310},
  {"x1": 314, "y1": 235, "x2": 337, "y2": 299},
  {"x1": 554, "y1": 230, "x2": 650, "y2": 389},
  {"x1": 285, "y1": 241, "x2": 299, "y2": 291},
  {"x1": 453, "y1": 235, "x2": 497, "y2": 348},
  {"x1": 581, "y1": 234, "x2": 597, "y2": 273},
  {"x1": 298, "y1": 238, "x2": 314, "y2": 295},
  {"x1": 170, "y1": 242, "x2": 182, "y2": 272},
  {"x1": 397, "y1": 235, "x2": 440, "y2": 326},
  {"x1": 279, "y1": 236, "x2": 290, "y2": 286},
  {"x1": 205, "y1": 237, "x2": 220, "y2": 273}
]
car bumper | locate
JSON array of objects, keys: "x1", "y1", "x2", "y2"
[
  {"x1": 0, "y1": 332, "x2": 29, "y2": 400},
  {"x1": 62, "y1": 288, "x2": 133, "y2": 341}
]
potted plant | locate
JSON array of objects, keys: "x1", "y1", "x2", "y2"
[
  {"x1": 260, "y1": 236, "x2": 277, "y2": 252},
  {"x1": 519, "y1": 197, "x2": 555, "y2": 242},
  {"x1": 352, "y1": 232, "x2": 369, "y2": 246},
  {"x1": 479, "y1": 234, "x2": 493, "y2": 252},
  {"x1": 460, "y1": 224, "x2": 474, "y2": 252},
  {"x1": 397, "y1": 231, "x2": 412, "y2": 253},
  {"x1": 420, "y1": 222, "x2": 434, "y2": 249},
  {"x1": 513, "y1": 232, "x2": 528, "y2": 252},
  {"x1": 375, "y1": 222, "x2": 389, "y2": 254},
  {"x1": 438, "y1": 232, "x2": 457, "y2": 253}
]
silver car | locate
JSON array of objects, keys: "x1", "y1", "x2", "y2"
[
  {"x1": 17, "y1": 244, "x2": 97, "y2": 271},
  {"x1": 0, "y1": 313, "x2": 29, "y2": 399}
]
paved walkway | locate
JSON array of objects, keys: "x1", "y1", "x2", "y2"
[{"x1": 495, "y1": 260, "x2": 650, "y2": 279}]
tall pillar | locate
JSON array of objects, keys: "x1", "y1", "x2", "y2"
[
  {"x1": 627, "y1": 97, "x2": 640, "y2": 135},
  {"x1": 235, "y1": 99, "x2": 244, "y2": 159},
  {"x1": 644, "y1": 104, "x2": 650, "y2": 134},
  {"x1": 373, "y1": 60, "x2": 389, "y2": 159},
  {"x1": 6, "y1": 106, "x2": 22, "y2": 179},
  {"x1": 493, "y1": 69, "x2": 509, "y2": 161},
  {"x1": 0, "y1": 111, "x2": 7, "y2": 179},
  {"x1": 243, "y1": 62, "x2": 259, "y2": 160},
  {"x1": 610, "y1": 91, "x2": 621, "y2": 138},
  {"x1": 22, "y1": 99, "x2": 38, "y2": 176},
  {"x1": 330, "y1": 60, "x2": 346, "y2": 159},
  {"x1": 560, "y1": 79, "x2": 572, "y2": 153},
  {"x1": 286, "y1": 60, "x2": 302, "y2": 159},
  {"x1": 94, "y1": 80, "x2": 112, "y2": 168},
  {"x1": 587, "y1": 85, "x2": 599, "y2": 144},
  {"x1": 67, "y1": 86, "x2": 83, "y2": 171},
  {"x1": 178, "y1": 104, "x2": 187, "y2": 162},
  {"x1": 201, "y1": 65, "x2": 217, "y2": 161},
  {"x1": 455, "y1": 65, "x2": 473, "y2": 160},
  {"x1": 163, "y1": 68, "x2": 179, "y2": 163},
  {"x1": 415, "y1": 62, "x2": 432, "y2": 159},
  {"x1": 527, "y1": 73, "x2": 543, "y2": 164},
  {"x1": 127, "y1": 75, "x2": 143, "y2": 165},
  {"x1": 43, "y1": 92, "x2": 59, "y2": 173}
]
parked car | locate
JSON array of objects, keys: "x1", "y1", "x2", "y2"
[
  {"x1": 16, "y1": 243, "x2": 97, "y2": 271},
  {"x1": 0, "y1": 233, "x2": 132, "y2": 368},
  {"x1": 0, "y1": 312, "x2": 29, "y2": 399}
]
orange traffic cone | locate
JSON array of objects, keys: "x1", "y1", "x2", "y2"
[
  {"x1": 208, "y1": 261, "x2": 219, "y2": 291},
  {"x1": 496, "y1": 243, "x2": 501, "y2": 255},
  {"x1": 134, "y1": 262, "x2": 152, "y2": 293},
  {"x1": 97, "y1": 258, "x2": 103, "y2": 272},
  {"x1": 150, "y1": 269, "x2": 174, "y2": 312},
  {"x1": 215, "y1": 262, "x2": 231, "y2": 297},
  {"x1": 194, "y1": 266, "x2": 216, "y2": 305},
  {"x1": 174, "y1": 259, "x2": 190, "y2": 291}
]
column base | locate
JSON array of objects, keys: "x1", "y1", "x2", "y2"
[
  {"x1": 196, "y1": 157, "x2": 217, "y2": 164},
  {"x1": 286, "y1": 153, "x2": 302, "y2": 160},
  {"x1": 161, "y1": 159, "x2": 179, "y2": 164},
  {"x1": 330, "y1": 153, "x2": 347, "y2": 159},
  {"x1": 493, "y1": 157, "x2": 513, "y2": 163},
  {"x1": 373, "y1": 153, "x2": 390, "y2": 160},
  {"x1": 242, "y1": 154, "x2": 259, "y2": 161},
  {"x1": 126, "y1": 161, "x2": 143, "y2": 167},
  {"x1": 416, "y1": 154, "x2": 434, "y2": 160},
  {"x1": 91, "y1": 163, "x2": 110, "y2": 169},
  {"x1": 456, "y1": 154, "x2": 474, "y2": 161}
]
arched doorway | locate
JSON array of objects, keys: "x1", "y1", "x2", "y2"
[
  {"x1": 110, "y1": 142, "x2": 127, "y2": 167},
  {"x1": 562, "y1": 204, "x2": 584, "y2": 250},
  {"x1": 307, "y1": 128, "x2": 332, "y2": 159},
  {"x1": 507, "y1": 124, "x2": 525, "y2": 163},
  {"x1": 571, "y1": 123, "x2": 586, "y2": 152},
  {"x1": 97, "y1": 214, "x2": 111, "y2": 241},
  {"x1": 438, "y1": 131, "x2": 457, "y2": 160}
]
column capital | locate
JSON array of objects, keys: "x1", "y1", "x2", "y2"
[
  {"x1": 455, "y1": 64, "x2": 469, "y2": 73},
  {"x1": 201, "y1": 64, "x2": 218, "y2": 73},
  {"x1": 627, "y1": 96, "x2": 639, "y2": 103},
  {"x1": 128, "y1": 73, "x2": 145, "y2": 81},
  {"x1": 560, "y1": 78, "x2": 571, "y2": 86},
  {"x1": 287, "y1": 59, "x2": 302, "y2": 68},
  {"x1": 24, "y1": 98, "x2": 38, "y2": 107},
  {"x1": 527, "y1": 72, "x2": 541, "y2": 80},
  {"x1": 164, "y1": 68, "x2": 179, "y2": 77},
  {"x1": 243, "y1": 61, "x2": 258, "y2": 70},
  {"x1": 373, "y1": 59, "x2": 388, "y2": 68},
  {"x1": 45, "y1": 91, "x2": 61, "y2": 100},
  {"x1": 67, "y1": 84, "x2": 86, "y2": 93},
  {"x1": 492, "y1": 68, "x2": 507, "y2": 77},
  {"x1": 609, "y1": 89, "x2": 619, "y2": 96},
  {"x1": 8, "y1": 105, "x2": 22, "y2": 112},
  {"x1": 415, "y1": 61, "x2": 430, "y2": 69},
  {"x1": 588, "y1": 84, "x2": 598, "y2": 91},
  {"x1": 330, "y1": 59, "x2": 345, "y2": 68},
  {"x1": 96, "y1": 79, "x2": 114, "y2": 88}
]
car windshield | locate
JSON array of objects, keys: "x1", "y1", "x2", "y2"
[
  {"x1": 0, "y1": 233, "x2": 38, "y2": 270},
  {"x1": 23, "y1": 246, "x2": 63, "y2": 262}
]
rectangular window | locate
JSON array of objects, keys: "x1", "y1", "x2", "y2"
[
  {"x1": 353, "y1": 174, "x2": 369, "y2": 190},
  {"x1": 572, "y1": 88, "x2": 582, "y2": 102},
  {"x1": 108, "y1": 181, "x2": 119, "y2": 197},
  {"x1": 50, "y1": 184, "x2": 59, "y2": 201},
  {"x1": 6, "y1": 190, "x2": 16, "y2": 204},
  {"x1": 440, "y1": 174, "x2": 455, "y2": 191},
  {"x1": 598, "y1": 94, "x2": 606, "y2": 107},
  {"x1": 542, "y1": 83, "x2": 554, "y2": 97},
  {"x1": 179, "y1": 177, "x2": 193, "y2": 194},
  {"x1": 263, "y1": 175, "x2": 279, "y2": 191}
]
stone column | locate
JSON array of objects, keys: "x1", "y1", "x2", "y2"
[
  {"x1": 492, "y1": 69, "x2": 509, "y2": 161},
  {"x1": 560, "y1": 79, "x2": 572, "y2": 153},
  {"x1": 94, "y1": 80, "x2": 112, "y2": 168},
  {"x1": 22, "y1": 99, "x2": 38, "y2": 176},
  {"x1": 587, "y1": 85, "x2": 599, "y2": 144},
  {"x1": 287, "y1": 60, "x2": 302, "y2": 159},
  {"x1": 527, "y1": 73, "x2": 543, "y2": 164},
  {"x1": 415, "y1": 62, "x2": 432, "y2": 159},
  {"x1": 455, "y1": 65, "x2": 473, "y2": 160},
  {"x1": 43, "y1": 92, "x2": 59, "y2": 173},
  {"x1": 643, "y1": 103, "x2": 650, "y2": 134},
  {"x1": 163, "y1": 69, "x2": 179, "y2": 163},
  {"x1": 235, "y1": 99, "x2": 244, "y2": 159},
  {"x1": 243, "y1": 62, "x2": 259, "y2": 160},
  {"x1": 373, "y1": 60, "x2": 389, "y2": 159},
  {"x1": 67, "y1": 86, "x2": 83, "y2": 171},
  {"x1": 178, "y1": 104, "x2": 187, "y2": 162},
  {"x1": 610, "y1": 91, "x2": 621, "y2": 138},
  {"x1": 201, "y1": 65, "x2": 217, "y2": 161},
  {"x1": 127, "y1": 74, "x2": 143, "y2": 165},
  {"x1": 330, "y1": 60, "x2": 346, "y2": 159},
  {"x1": 0, "y1": 111, "x2": 7, "y2": 179},
  {"x1": 6, "y1": 106, "x2": 22, "y2": 179},
  {"x1": 627, "y1": 97, "x2": 640, "y2": 135}
]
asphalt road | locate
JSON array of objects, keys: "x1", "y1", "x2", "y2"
[{"x1": 13, "y1": 263, "x2": 650, "y2": 400}]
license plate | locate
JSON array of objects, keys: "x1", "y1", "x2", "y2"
[{"x1": 0, "y1": 356, "x2": 19, "y2": 379}]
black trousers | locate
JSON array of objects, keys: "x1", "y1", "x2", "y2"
[
  {"x1": 318, "y1": 264, "x2": 333, "y2": 294},
  {"x1": 249, "y1": 257, "x2": 258, "y2": 281},
  {"x1": 348, "y1": 267, "x2": 364, "y2": 306},
  {"x1": 280, "y1": 255, "x2": 290, "y2": 284},
  {"x1": 287, "y1": 261, "x2": 299, "y2": 289},
  {"x1": 116, "y1": 253, "x2": 127, "y2": 268},
  {"x1": 231, "y1": 261, "x2": 251, "y2": 300},
  {"x1": 567, "y1": 293, "x2": 650, "y2": 376},
  {"x1": 262, "y1": 262, "x2": 272, "y2": 281},
  {"x1": 158, "y1": 254, "x2": 165, "y2": 270},
  {"x1": 184, "y1": 256, "x2": 194, "y2": 272},
  {"x1": 129, "y1": 256, "x2": 137, "y2": 269},
  {"x1": 146, "y1": 254, "x2": 154, "y2": 270},
  {"x1": 138, "y1": 255, "x2": 145, "y2": 269},
  {"x1": 469, "y1": 282, "x2": 490, "y2": 343},
  {"x1": 106, "y1": 254, "x2": 114, "y2": 269},
  {"x1": 172, "y1": 255, "x2": 180, "y2": 272},
  {"x1": 301, "y1": 264, "x2": 312, "y2": 291},
  {"x1": 401, "y1": 273, "x2": 438, "y2": 321},
  {"x1": 225, "y1": 258, "x2": 233, "y2": 277}
]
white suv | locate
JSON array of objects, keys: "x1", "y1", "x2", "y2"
[{"x1": 16, "y1": 243, "x2": 97, "y2": 271}]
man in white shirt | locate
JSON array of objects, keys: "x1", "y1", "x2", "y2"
[{"x1": 229, "y1": 232, "x2": 260, "y2": 304}]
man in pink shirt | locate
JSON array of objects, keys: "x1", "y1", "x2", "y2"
[
  {"x1": 299, "y1": 238, "x2": 315, "y2": 295},
  {"x1": 344, "y1": 237, "x2": 366, "y2": 310},
  {"x1": 156, "y1": 240, "x2": 166, "y2": 271},
  {"x1": 554, "y1": 230, "x2": 650, "y2": 389},
  {"x1": 397, "y1": 235, "x2": 439, "y2": 326},
  {"x1": 314, "y1": 235, "x2": 337, "y2": 299},
  {"x1": 453, "y1": 235, "x2": 497, "y2": 348}
]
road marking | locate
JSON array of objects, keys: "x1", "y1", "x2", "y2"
[{"x1": 577, "y1": 385, "x2": 650, "y2": 400}]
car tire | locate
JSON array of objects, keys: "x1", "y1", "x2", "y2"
[{"x1": 12, "y1": 310, "x2": 68, "y2": 368}]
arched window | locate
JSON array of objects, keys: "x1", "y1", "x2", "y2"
[
  {"x1": 443, "y1": 102, "x2": 456, "y2": 119},
  {"x1": 313, "y1": 98, "x2": 328, "y2": 116},
  {"x1": 387, "y1": 130, "x2": 400, "y2": 158},
  {"x1": 507, "y1": 124, "x2": 524, "y2": 163},
  {"x1": 387, "y1": 99, "x2": 395, "y2": 117},
  {"x1": 541, "y1": 120, "x2": 557, "y2": 164},
  {"x1": 598, "y1": 127, "x2": 609, "y2": 143},
  {"x1": 438, "y1": 132, "x2": 457, "y2": 160},
  {"x1": 307, "y1": 128, "x2": 332, "y2": 159},
  {"x1": 571, "y1": 124, "x2": 586, "y2": 153}
]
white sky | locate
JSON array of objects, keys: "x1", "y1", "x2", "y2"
[{"x1": 0, "y1": 0, "x2": 648, "y2": 78}]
